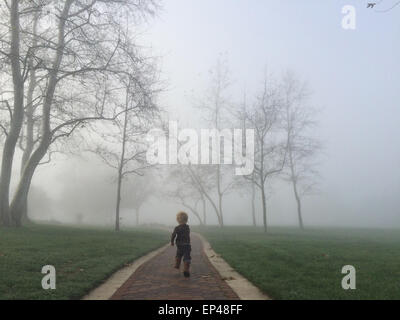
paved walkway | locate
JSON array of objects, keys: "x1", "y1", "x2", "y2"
[{"x1": 110, "y1": 234, "x2": 239, "y2": 300}]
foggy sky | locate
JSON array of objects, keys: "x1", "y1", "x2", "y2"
[{"x1": 28, "y1": 0, "x2": 400, "y2": 228}]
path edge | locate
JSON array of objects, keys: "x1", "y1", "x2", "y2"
[
  {"x1": 82, "y1": 243, "x2": 169, "y2": 300},
  {"x1": 194, "y1": 232, "x2": 271, "y2": 300}
]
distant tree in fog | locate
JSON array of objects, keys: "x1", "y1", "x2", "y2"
[
  {"x1": 244, "y1": 74, "x2": 288, "y2": 233},
  {"x1": 27, "y1": 184, "x2": 54, "y2": 222},
  {"x1": 0, "y1": 0, "x2": 160, "y2": 227},
  {"x1": 166, "y1": 165, "x2": 207, "y2": 225},
  {"x1": 232, "y1": 94, "x2": 259, "y2": 226},
  {"x1": 122, "y1": 174, "x2": 154, "y2": 226},
  {"x1": 91, "y1": 75, "x2": 160, "y2": 231},
  {"x1": 281, "y1": 71, "x2": 321, "y2": 230},
  {"x1": 237, "y1": 170, "x2": 258, "y2": 227},
  {"x1": 192, "y1": 59, "x2": 237, "y2": 227}
]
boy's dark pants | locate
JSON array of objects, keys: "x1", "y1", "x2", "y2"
[{"x1": 176, "y1": 244, "x2": 191, "y2": 264}]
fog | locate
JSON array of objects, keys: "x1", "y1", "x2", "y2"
[{"x1": 2, "y1": 0, "x2": 400, "y2": 229}]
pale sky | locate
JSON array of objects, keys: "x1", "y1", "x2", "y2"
[
  {"x1": 31, "y1": 1, "x2": 400, "y2": 228},
  {"x1": 141, "y1": 0, "x2": 400, "y2": 227}
]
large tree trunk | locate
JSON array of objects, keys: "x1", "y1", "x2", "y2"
[
  {"x1": 10, "y1": 138, "x2": 51, "y2": 226},
  {"x1": 0, "y1": 0, "x2": 25, "y2": 227},
  {"x1": 19, "y1": 11, "x2": 39, "y2": 225},
  {"x1": 19, "y1": 200, "x2": 30, "y2": 225},
  {"x1": 19, "y1": 65, "x2": 36, "y2": 224},
  {"x1": 10, "y1": 0, "x2": 73, "y2": 227}
]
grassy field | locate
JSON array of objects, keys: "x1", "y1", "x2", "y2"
[
  {"x1": 0, "y1": 224, "x2": 168, "y2": 300},
  {"x1": 195, "y1": 226, "x2": 400, "y2": 300}
]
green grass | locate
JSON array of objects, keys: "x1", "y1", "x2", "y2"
[
  {"x1": 195, "y1": 226, "x2": 400, "y2": 300},
  {"x1": 0, "y1": 224, "x2": 168, "y2": 300}
]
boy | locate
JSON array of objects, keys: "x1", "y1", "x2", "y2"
[{"x1": 171, "y1": 211, "x2": 191, "y2": 278}]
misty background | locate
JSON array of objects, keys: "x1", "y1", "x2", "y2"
[{"x1": 10, "y1": 0, "x2": 400, "y2": 228}]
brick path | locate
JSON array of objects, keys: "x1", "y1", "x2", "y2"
[{"x1": 110, "y1": 234, "x2": 239, "y2": 300}]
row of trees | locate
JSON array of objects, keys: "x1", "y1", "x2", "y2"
[
  {"x1": 166, "y1": 61, "x2": 321, "y2": 232},
  {"x1": 0, "y1": 0, "x2": 160, "y2": 227},
  {"x1": 0, "y1": 2, "x2": 321, "y2": 232}
]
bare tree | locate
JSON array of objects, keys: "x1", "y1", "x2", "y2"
[
  {"x1": 245, "y1": 74, "x2": 288, "y2": 233},
  {"x1": 122, "y1": 173, "x2": 154, "y2": 226},
  {"x1": 0, "y1": 0, "x2": 26, "y2": 226},
  {"x1": 193, "y1": 59, "x2": 237, "y2": 227},
  {"x1": 166, "y1": 165, "x2": 207, "y2": 225},
  {"x1": 236, "y1": 172, "x2": 258, "y2": 226},
  {"x1": 91, "y1": 76, "x2": 159, "y2": 231},
  {"x1": 17, "y1": 8, "x2": 43, "y2": 224},
  {"x1": 0, "y1": 0, "x2": 160, "y2": 227},
  {"x1": 232, "y1": 93, "x2": 259, "y2": 226},
  {"x1": 281, "y1": 71, "x2": 321, "y2": 230}
]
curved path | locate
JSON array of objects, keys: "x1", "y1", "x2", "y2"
[{"x1": 110, "y1": 234, "x2": 239, "y2": 300}]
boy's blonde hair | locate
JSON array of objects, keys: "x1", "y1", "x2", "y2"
[{"x1": 176, "y1": 211, "x2": 188, "y2": 224}]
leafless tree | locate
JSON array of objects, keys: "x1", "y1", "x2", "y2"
[
  {"x1": 122, "y1": 173, "x2": 155, "y2": 226},
  {"x1": 0, "y1": 0, "x2": 27, "y2": 226},
  {"x1": 0, "y1": 0, "x2": 160, "y2": 227},
  {"x1": 166, "y1": 165, "x2": 207, "y2": 225},
  {"x1": 245, "y1": 74, "x2": 288, "y2": 233},
  {"x1": 17, "y1": 8, "x2": 44, "y2": 224},
  {"x1": 90, "y1": 74, "x2": 160, "y2": 231},
  {"x1": 232, "y1": 93, "x2": 260, "y2": 226},
  {"x1": 281, "y1": 71, "x2": 321, "y2": 230},
  {"x1": 193, "y1": 59, "x2": 237, "y2": 227}
]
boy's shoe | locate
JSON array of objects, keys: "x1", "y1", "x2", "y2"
[
  {"x1": 174, "y1": 257, "x2": 181, "y2": 269},
  {"x1": 183, "y1": 262, "x2": 190, "y2": 278}
]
